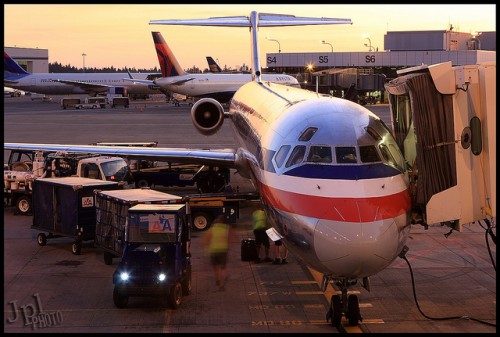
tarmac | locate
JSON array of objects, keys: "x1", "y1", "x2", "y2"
[{"x1": 3, "y1": 95, "x2": 497, "y2": 333}]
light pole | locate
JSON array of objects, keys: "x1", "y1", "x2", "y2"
[
  {"x1": 363, "y1": 37, "x2": 374, "y2": 52},
  {"x1": 266, "y1": 36, "x2": 281, "y2": 53},
  {"x1": 321, "y1": 40, "x2": 333, "y2": 52},
  {"x1": 82, "y1": 53, "x2": 87, "y2": 72}
]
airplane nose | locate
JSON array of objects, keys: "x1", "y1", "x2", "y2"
[{"x1": 313, "y1": 214, "x2": 409, "y2": 278}]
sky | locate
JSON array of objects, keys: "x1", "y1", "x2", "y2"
[{"x1": 4, "y1": 4, "x2": 496, "y2": 71}]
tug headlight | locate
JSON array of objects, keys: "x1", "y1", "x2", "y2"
[{"x1": 120, "y1": 272, "x2": 130, "y2": 281}]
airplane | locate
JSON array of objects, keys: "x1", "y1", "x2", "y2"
[
  {"x1": 3, "y1": 51, "x2": 164, "y2": 97},
  {"x1": 5, "y1": 11, "x2": 494, "y2": 329},
  {"x1": 206, "y1": 56, "x2": 223, "y2": 73},
  {"x1": 127, "y1": 31, "x2": 301, "y2": 103},
  {"x1": 206, "y1": 56, "x2": 251, "y2": 74}
]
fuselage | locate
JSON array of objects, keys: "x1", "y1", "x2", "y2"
[
  {"x1": 155, "y1": 73, "x2": 300, "y2": 102},
  {"x1": 229, "y1": 81, "x2": 411, "y2": 279},
  {"x1": 4, "y1": 72, "x2": 162, "y2": 95}
]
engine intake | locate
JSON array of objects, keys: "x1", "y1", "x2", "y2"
[{"x1": 190, "y1": 98, "x2": 225, "y2": 136}]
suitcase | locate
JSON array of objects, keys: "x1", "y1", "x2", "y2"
[{"x1": 241, "y1": 239, "x2": 258, "y2": 261}]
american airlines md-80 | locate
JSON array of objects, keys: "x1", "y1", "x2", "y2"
[{"x1": 5, "y1": 12, "x2": 412, "y2": 328}]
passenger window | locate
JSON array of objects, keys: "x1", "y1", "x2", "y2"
[
  {"x1": 360, "y1": 145, "x2": 381, "y2": 163},
  {"x1": 285, "y1": 145, "x2": 306, "y2": 168},
  {"x1": 335, "y1": 147, "x2": 357, "y2": 164},
  {"x1": 306, "y1": 145, "x2": 332, "y2": 163},
  {"x1": 274, "y1": 145, "x2": 291, "y2": 168}
]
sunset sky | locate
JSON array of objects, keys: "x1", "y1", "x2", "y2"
[{"x1": 4, "y1": 4, "x2": 496, "y2": 71}]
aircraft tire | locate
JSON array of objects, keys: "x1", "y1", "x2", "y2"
[
  {"x1": 331, "y1": 294, "x2": 342, "y2": 328},
  {"x1": 347, "y1": 294, "x2": 360, "y2": 326}
]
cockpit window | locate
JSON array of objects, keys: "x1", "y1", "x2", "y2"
[
  {"x1": 379, "y1": 143, "x2": 404, "y2": 171},
  {"x1": 298, "y1": 127, "x2": 318, "y2": 141},
  {"x1": 360, "y1": 145, "x2": 381, "y2": 163},
  {"x1": 274, "y1": 145, "x2": 291, "y2": 168},
  {"x1": 306, "y1": 145, "x2": 332, "y2": 163},
  {"x1": 285, "y1": 145, "x2": 306, "y2": 168},
  {"x1": 335, "y1": 147, "x2": 357, "y2": 164}
]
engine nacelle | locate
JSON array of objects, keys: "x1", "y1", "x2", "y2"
[{"x1": 190, "y1": 98, "x2": 225, "y2": 136}]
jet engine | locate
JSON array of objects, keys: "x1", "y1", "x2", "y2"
[{"x1": 190, "y1": 98, "x2": 225, "y2": 136}]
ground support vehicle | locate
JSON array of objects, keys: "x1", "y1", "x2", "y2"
[
  {"x1": 94, "y1": 188, "x2": 182, "y2": 265},
  {"x1": 4, "y1": 149, "x2": 132, "y2": 215},
  {"x1": 184, "y1": 192, "x2": 259, "y2": 231},
  {"x1": 75, "y1": 102, "x2": 100, "y2": 109},
  {"x1": 31, "y1": 177, "x2": 121, "y2": 255},
  {"x1": 92, "y1": 141, "x2": 231, "y2": 193},
  {"x1": 87, "y1": 97, "x2": 107, "y2": 108},
  {"x1": 132, "y1": 162, "x2": 230, "y2": 193},
  {"x1": 60, "y1": 98, "x2": 81, "y2": 109},
  {"x1": 112, "y1": 203, "x2": 191, "y2": 309},
  {"x1": 109, "y1": 96, "x2": 130, "y2": 108}
]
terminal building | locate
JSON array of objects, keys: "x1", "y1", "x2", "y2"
[
  {"x1": 5, "y1": 47, "x2": 49, "y2": 73},
  {"x1": 264, "y1": 30, "x2": 496, "y2": 99}
]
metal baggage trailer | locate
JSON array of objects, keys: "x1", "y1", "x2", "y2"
[
  {"x1": 32, "y1": 177, "x2": 121, "y2": 255},
  {"x1": 94, "y1": 188, "x2": 182, "y2": 265},
  {"x1": 112, "y1": 203, "x2": 192, "y2": 309}
]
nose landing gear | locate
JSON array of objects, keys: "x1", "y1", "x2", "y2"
[{"x1": 325, "y1": 279, "x2": 362, "y2": 328}]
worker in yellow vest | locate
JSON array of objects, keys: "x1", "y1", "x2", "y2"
[
  {"x1": 204, "y1": 214, "x2": 232, "y2": 291},
  {"x1": 252, "y1": 205, "x2": 272, "y2": 263}
]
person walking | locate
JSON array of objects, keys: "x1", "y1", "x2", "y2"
[
  {"x1": 204, "y1": 214, "x2": 232, "y2": 291},
  {"x1": 252, "y1": 205, "x2": 272, "y2": 263}
]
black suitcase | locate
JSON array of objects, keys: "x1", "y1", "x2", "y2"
[{"x1": 241, "y1": 239, "x2": 258, "y2": 261}]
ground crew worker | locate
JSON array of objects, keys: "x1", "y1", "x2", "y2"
[
  {"x1": 204, "y1": 215, "x2": 231, "y2": 291},
  {"x1": 252, "y1": 205, "x2": 272, "y2": 263}
]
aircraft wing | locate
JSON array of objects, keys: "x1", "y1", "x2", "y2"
[
  {"x1": 156, "y1": 77, "x2": 196, "y2": 86},
  {"x1": 54, "y1": 79, "x2": 111, "y2": 94},
  {"x1": 4, "y1": 143, "x2": 238, "y2": 168}
]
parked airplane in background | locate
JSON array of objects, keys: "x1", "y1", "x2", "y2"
[
  {"x1": 5, "y1": 11, "x2": 494, "y2": 330},
  {"x1": 129, "y1": 31, "x2": 301, "y2": 103},
  {"x1": 3, "y1": 51, "x2": 163, "y2": 97},
  {"x1": 206, "y1": 56, "x2": 223, "y2": 73}
]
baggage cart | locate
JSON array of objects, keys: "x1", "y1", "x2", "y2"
[
  {"x1": 113, "y1": 203, "x2": 191, "y2": 309},
  {"x1": 94, "y1": 188, "x2": 182, "y2": 265},
  {"x1": 31, "y1": 177, "x2": 121, "y2": 255}
]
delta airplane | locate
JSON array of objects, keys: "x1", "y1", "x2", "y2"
[
  {"x1": 206, "y1": 56, "x2": 223, "y2": 73},
  {"x1": 5, "y1": 11, "x2": 412, "y2": 328},
  {"x1": 129, "y1": 31, "x2": 301, "y2": 103},
  {"x1": 3, "y1": 51, "x2": 163, "y2": 97}
]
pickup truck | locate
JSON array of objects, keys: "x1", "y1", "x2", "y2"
[{"x1": 4, "y1": 149, "x2": 133, "y2": 215}]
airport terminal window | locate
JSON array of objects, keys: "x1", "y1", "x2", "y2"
[
  {"x1": 360, "y1": 145, "x2": 381, "y2": 163},
  {"x1": 298, "y1": 127, "x2": 318, "y2": 141},
  {"x1": 285, "y1": 145, "x2": 306, "y2": 168},
  {"x1": 274, "y1": 145, "x2": 291, "y2": 168},
  {"x1": 335, "y1": 146, "x2": 357, "y2": 164},
  {"x1": 306, "y1": 145, "x2": 332, "y2": 163}
]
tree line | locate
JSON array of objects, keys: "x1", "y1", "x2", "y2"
[{"x1": 49, "y1": 62, "x2": 249, "y2": 74}]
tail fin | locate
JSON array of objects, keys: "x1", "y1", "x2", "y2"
[
  {"x1": 206, "y1": 56, "x2": 222, "y2": 73},
  {"x1": 150, "y1": 12, "x2": 352, "y2": 82},
  {"x1": 4, "y1": 51, "x2": 30, "y2": 77},
  {"x1": 151, "y1": 32, "x2": 187, "y2": 78}
]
